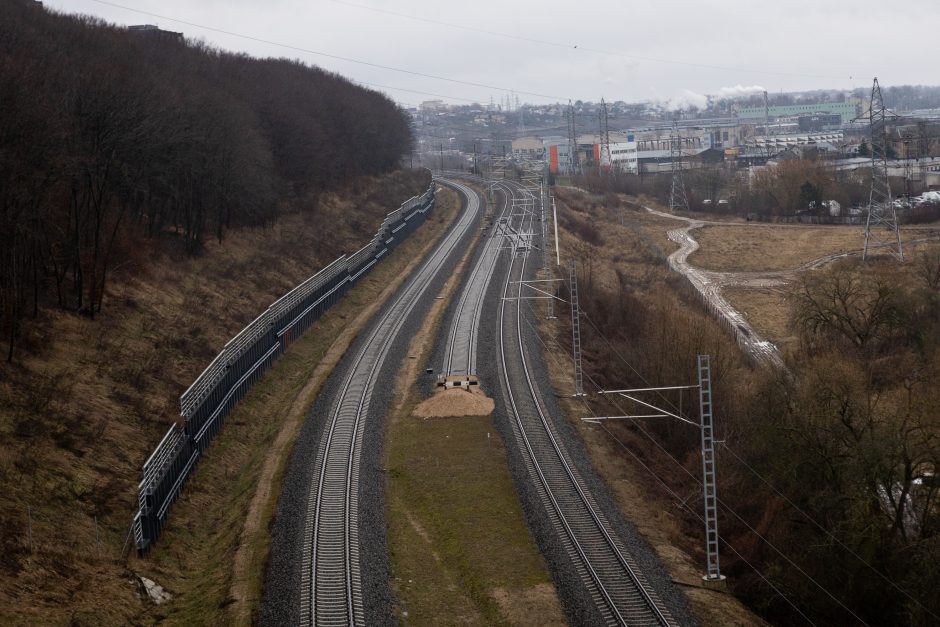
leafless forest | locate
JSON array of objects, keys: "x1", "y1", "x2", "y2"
[{"x1": 0, "y1": 1, "x2": 413, "y2": 361}]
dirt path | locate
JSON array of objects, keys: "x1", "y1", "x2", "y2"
[
  {"x1": 225, "y1": 192, "x2": 461, "y2": 626},
  {"x1": 645, "y1": 206, "x2": 785, "y2": 368},
  {"x1": 645, "y1": 204, "x2": 940, "y2": 368}
]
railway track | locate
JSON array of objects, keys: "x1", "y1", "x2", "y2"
[
  {"x1": 300, "y1": 178, "x2": 479, "y2": 626},
  {"x1": 496, "y1": 179, "x2": 676, "y2": 626},
  {"x1": 442, "y1": 181, "x2": 511, "y2": 377}
]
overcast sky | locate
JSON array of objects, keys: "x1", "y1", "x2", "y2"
[{"x1": 46, "y1": 0, "x2": 940, "y2": 108}]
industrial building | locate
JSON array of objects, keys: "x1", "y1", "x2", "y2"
[
  {"x1": 745, "y1": 131, "x2": 845, "y2": 153},
  {"x1": 512, "y1": 133, "x2": 638, "y2": 174},
  {"x1": 511, "y1": 136, "x2": 546, "y2": 161},
  {"x1": 736, "y1": 101, "x2": 859, "y2": 124},
  {"x1": 601, "y1": 141, "x2": 639, "y2": 173}
]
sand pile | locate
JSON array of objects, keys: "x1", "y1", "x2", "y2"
[{"x1": 413, "y1": 387, "x2": 495, "y2": 418}]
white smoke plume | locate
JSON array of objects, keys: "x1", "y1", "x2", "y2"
[
  {"x1": 665, "y1": 89, "x2": 708, "y2": 112},
  {"x1": 717, "y1": 84, "x2": 766, "y2": 98}
]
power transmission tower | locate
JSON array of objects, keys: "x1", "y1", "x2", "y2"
[
  {"x1": 567, "y1": 101, "x2": 580, "y2": 175},
  {"x1": 763, "y1": 90, "x2": 770, "y2": 135},
  {"x1": 669, "y1": 119, "x2": 690, "y2": 212},
  {"x1": 863, "y1": 77, "x2": 903, "y2": 261},
  {"x1": 599, "y1": 98, "x2": 612, "y2": 172}
]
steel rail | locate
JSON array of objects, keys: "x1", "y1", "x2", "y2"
[
  {"x1": 302, "y1": 179, "x2": 479, "y2": 626},
  {"x1": 496, "y1": 179, "x2": 674, "y2": 626},
  {"x1": 443, "y1": 180, "x2": 512, "y2": 377}
]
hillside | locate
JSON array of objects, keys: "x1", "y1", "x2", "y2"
[
  {"x1": 551, "y1": 186, "x2": 940, "y2": 625},
  {"x1": 0, "y1": 0, "x2": 413, "y2": 361},
  {"x1": 0, "y1": 2, "x2": 430, "y2": 622},
  {"x1": 0, "y1": 168, "x2": 434, "y2": 622}
]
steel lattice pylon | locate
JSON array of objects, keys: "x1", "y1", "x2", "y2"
[
  {"x1": 599, "y1": 98, "x2": 612, "y2": 172},
  {"x1": 864, "y1": 77, "x2": 903, "y2": 261},
  {"x1": 567, "y1": 101, "x2": 580, "y2": 175},
  {"x1": 669, "y1": 120, "x2": 690, "y2": 212}
]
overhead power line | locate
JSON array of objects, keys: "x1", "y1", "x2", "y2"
[
  {"x1": 355, "y1": 81, "x2": 480, "y2": 103},
  {"x1": 330, "y1": 0, "x2": 852, "y2": 81},
  {"x1": 520, "y1": 312, "x2": 817, "y2": 624},
  {"x1": 87, "y1": 0, "x2": 572, "y2": 102},
  {"x1": 517, "y1": 252, "x2": 873, "y2": 622}
]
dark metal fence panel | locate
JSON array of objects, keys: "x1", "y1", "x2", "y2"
[{"x1": 133, "y1": 180, "x2": 435, "y2": 553}]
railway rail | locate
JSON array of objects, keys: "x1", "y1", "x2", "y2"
[
  {"x1": 496, "y1": 179, "x2": 676, "y2": 626},
  {"x1": 442, "y1": 181, "x2": 511, "y2": 378},
  {"x1": 300, "y1": 178, "x2": 480, "y2": 626}
]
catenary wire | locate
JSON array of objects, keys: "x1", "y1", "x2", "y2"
[
  {"x1": 329, "y1": 0, "x2": 852, "y2": 81},
  {"x1": 88, "y1": 0, "x2": 572, "y2": 102},
  {"x1": 518, "y1": 296, "x2": 870, "y2": 625},
  {"x1": 718, "y1": 440, "x2": 939, "y2": 621},
  {"x1": 353, "y1": 81, "x2": 481, "y2": 103},
  {"x1": 518, "y1": 301, "x2": 817, "y2": 625}
]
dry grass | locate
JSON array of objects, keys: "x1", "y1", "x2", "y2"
[
  {"x1": 690, "y1": 224, "x2": 865, "y2": 272},
  {"x1": 546, "y1": 186, "x2": 765, "y2": 626},
  {"x1": 551, "y1": 189, "x2": 679, "y2": 293},
  {"x1": 686, "y1": 224, "x2": 940, "y2": 272},
  {"x1": 0, "y1": 170, "x2": 432, "y2": 625},
  {"x1": 722, "y1": 287, "x2": 798, "y2": 357}
]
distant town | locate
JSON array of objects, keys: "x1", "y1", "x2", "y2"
[{"x1": 413, "y1": 88, "x2": 940, "y2": 201}]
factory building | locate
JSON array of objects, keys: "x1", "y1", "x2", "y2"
[
  {"x1": 736, "y1": 101, "x2": 859, "y2": 124},
  {"x1": 511, "y1": 136, "x2": 546, "y2": 161}
]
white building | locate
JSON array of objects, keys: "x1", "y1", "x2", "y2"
[
  {"x1": 601, "y1": 141, "x2": 639, "y2": 174},
  {"x1": 511, "y1": 136, "x2": 546, "y2": 161}
]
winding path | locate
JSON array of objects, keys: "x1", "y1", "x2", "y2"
[
  {"x1": 645, "y1": 207, "x2": 785, "y2": 368},
  {"x1": 645, "y1": 205, "x2": 940, "y2": 369}
]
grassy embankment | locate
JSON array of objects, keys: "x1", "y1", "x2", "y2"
[
  {"x1": 141, "y1": 187, "x2": 463, "y2": 626},
  {"x1": 0, "y1": 171, "x2": 434, "y2": 625},
  {"x1": 385, "y1": 185, "x2": 565, "y2": 626},
  {"x1": 690, "y1": 222, "x2": 939, "y2": 355},
  {"x1": 542, "y1": 188, "x2": 764, "y2": 626}
]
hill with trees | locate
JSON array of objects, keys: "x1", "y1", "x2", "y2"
[
  {"x1": 0, "y1": 2, "x2": 429, "y2": 621},
  {"x1": 0, "y1": 0, "x2": 413, "y2": 360}
]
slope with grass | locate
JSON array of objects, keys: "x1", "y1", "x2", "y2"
[{"x1": 0, "y1": 170, "x2": 433, "y2": 625}]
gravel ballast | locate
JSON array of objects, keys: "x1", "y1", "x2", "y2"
[
  {"x1": 260, "y1": 182, "x2": 479, "y2": 626},
  {"x1": 431, "y1": 179, "x2": 698, "y2": 626}
]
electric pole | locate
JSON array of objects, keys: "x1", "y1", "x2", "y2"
[
  {"x1": 569, "y1": 260, "x2": 585, "y2": 397},
  {"x1": 592, "y1": 354, "x2": 725, "y2": 584}
]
